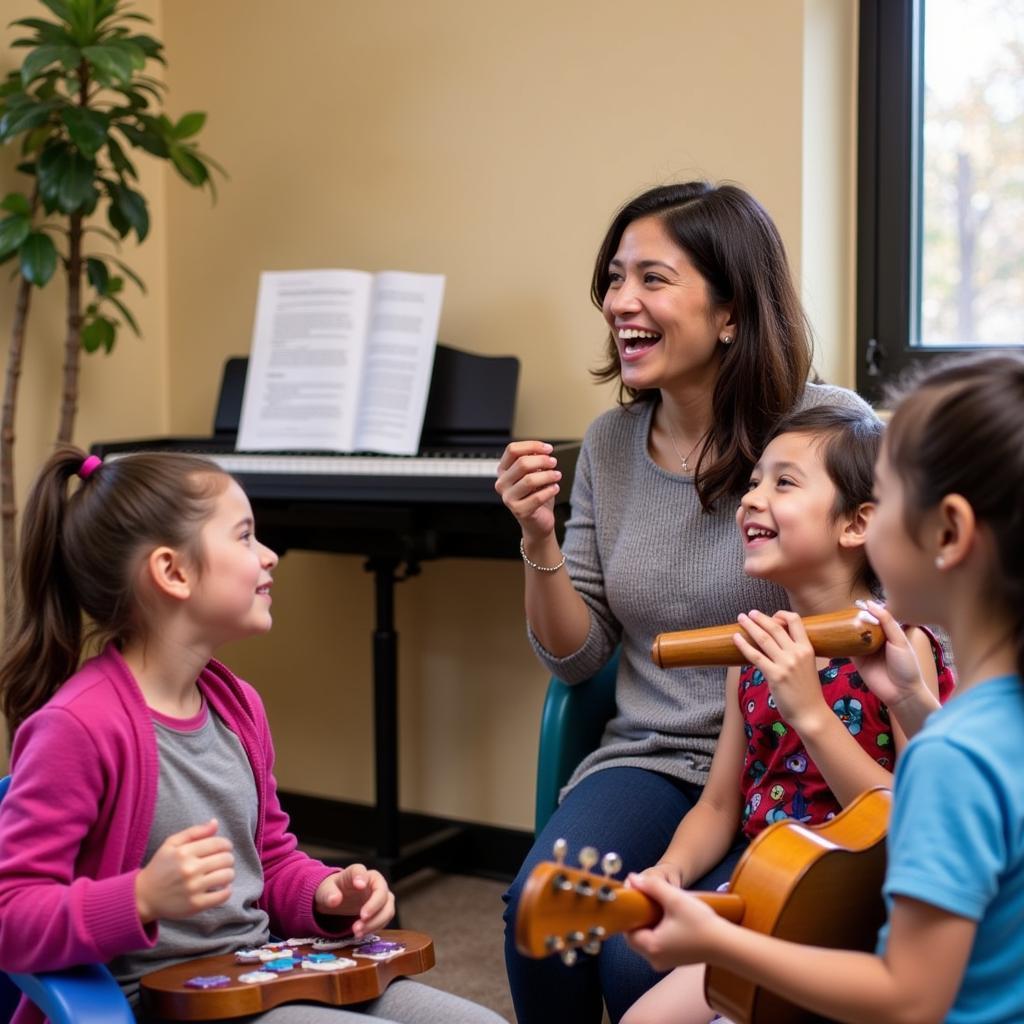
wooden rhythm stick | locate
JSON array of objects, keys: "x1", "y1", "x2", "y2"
[
  {"x1": 139, "y1": 929, "x2": 433, "y2": 1021},
  {"x1": 651, "y1": 606, "x2": 883, "y2": 669}
]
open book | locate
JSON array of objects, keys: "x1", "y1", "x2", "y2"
[{"x1": 236, "y1": 269, "x2": 445, "y2": 455}]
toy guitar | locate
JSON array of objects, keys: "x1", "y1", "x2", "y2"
[
  {"x1": 140, "y1": 929, "x2": 433, "y2": 1021},
  {"x1": 516, "y1": 787, "x2": 891, "y2": 1024},
  {"x1": 652, "y1": 606, "x2": 884, "y2": 669}
]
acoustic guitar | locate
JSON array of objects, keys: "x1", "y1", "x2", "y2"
[
  {"x1": 516, "y1": 787, "x2": 891, "y2": 1024},
  {"x1": 652, "y1": 606, "x2": 884, "y2": 669},
  {"x1": 139, "y1": 929, "x2": 434, "y2": 1021}
]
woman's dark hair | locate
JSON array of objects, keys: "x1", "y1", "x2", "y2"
[
  {"x1": 884, "y1": 352, "x2": 1024, "y2": 679},
  {"x1": 590, "y1": 181, "x2": 813, "y2": 510},
  {"x1": 0, "y1": 446, "x2": 229, "y2": 737},
  {"x1": 766, "y1": 404, "x2": 884, "y2": 593}
]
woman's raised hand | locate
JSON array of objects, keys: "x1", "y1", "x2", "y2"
[{"x1": 495, "y1": 441, "x2": 563, "y2": 540}]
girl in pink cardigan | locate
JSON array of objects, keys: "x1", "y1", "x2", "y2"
[{"x1": 0, "y1": 447, "x2": 504, "y2": 1024}]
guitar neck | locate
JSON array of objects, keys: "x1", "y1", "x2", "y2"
[{"x1": 515, "y1": 865, "x2": 744, "y2": 959}]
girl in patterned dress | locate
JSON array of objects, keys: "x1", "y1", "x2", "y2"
[{"x1": 621, "y1": 403, "x2": 952, "y2": 1024}]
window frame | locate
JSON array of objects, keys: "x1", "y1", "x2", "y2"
[{"x1": 855, "y1": 0, "x2": 1018, "y2": 403}]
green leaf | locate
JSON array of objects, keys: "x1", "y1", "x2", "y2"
[
  {"x1": 172, "y1": 111, "x2": 206, "y2": 139},
  {"x1": 0, "y1": 215, "x2": 31, "y2": 258},
  {"x1": 11, "y1": 18, "x2": 75, "y2": 42},
  {"x1": 0, "y1": 193, "x2": 32, "y2": 217},
  {"x1": 117, "y1": 122, "x2": 168, "y2": 158},
  {"x1": 86, "y1": 255, "x2": 109, "y2": 294},
  {"x1": 107, "y1": 293, "x2": 139, "y2": 336},
  {"x1": 36, "y1": 140, "x2": 70, "y2": 201},
  {"x1": 0, "y1": 100, "x2": 58, "y2": 140},
  {"x1": 37, "y1": 0, "x2": 73, "y2": 24},
  {"x1": 55, "y1": 150, "x2": 98, "y2": 212},
  {"x1": 104, "y1": 39, "x2": 146, "y2": 71},
  {"x1": 21, "y1": 45, "x2": 80, "y2": 86},
  {"x1": 169, "y1": 144, "x2": 207, "y2": 187},
  {"x1": 82, "y1": 44, "x2": 133, "y2": 84},
  {"x1": 107, "y1": 254, "x2": 145, "y2": 292},
  {"x1": 113, "y1": 184, "x2": 148, "y2": 241},
  {"x1": 107, "y1": 197, "x2": 129, "y2": 237},
  {"x1": 62, "y1": 105, "x2": 108, "y2": 158},
  {"x1": 19, "y1": 231, "x2": 58, "y2": 285},
  {"x1": 125, "y1": 34, "x2": 163, "y2": 60},
  {"x1": 105, "y1": 134, "x2": 137, "y2": 178},
  {"x1": 81, "y1": 315, "x2": 115, "y2": 354}
]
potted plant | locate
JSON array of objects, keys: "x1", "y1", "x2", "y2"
[{"x1": 0, "y1": 0, "x2": 222, "y2": 630}]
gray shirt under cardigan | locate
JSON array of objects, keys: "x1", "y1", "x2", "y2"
[{"x1": 528, "y1": 383, "x2": 876, "y2": 797}]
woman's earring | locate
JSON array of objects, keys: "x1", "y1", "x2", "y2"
[
  {"x1": 935, "y1": 554, "x2": 946, "y2": 569},
  {"x1": 721, "y1": 335, "x2": 733, "y2": 345}
]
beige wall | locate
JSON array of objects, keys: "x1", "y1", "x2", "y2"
[{"x1": 2, "y1": 1, "x2": 859, "y2": 827}]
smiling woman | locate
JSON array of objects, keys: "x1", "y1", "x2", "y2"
[{"x1": 494, "y1": 181, "x2": 877, "y2": 1024}]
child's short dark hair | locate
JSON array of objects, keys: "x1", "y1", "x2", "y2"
[{"x1": 765, "y1": 404, "x2": 884, "y2": 593}]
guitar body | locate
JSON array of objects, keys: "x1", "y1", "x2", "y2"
[
  {"x1": 139, "y1": 930, "x2": 434, "y2": 1021},
  {"x1": 706, "y1": 787, "x2": 891, "y2": 1024}
]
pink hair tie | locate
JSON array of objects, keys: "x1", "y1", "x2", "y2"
[{"x1": 78, "y1": 455, "x2": 102, "y2": 480}]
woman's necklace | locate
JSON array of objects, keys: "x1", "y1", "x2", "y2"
[{"x1": 665, "y1": 422, "x2": 704, "y2": 474}]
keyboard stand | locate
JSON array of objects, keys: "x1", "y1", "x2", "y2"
[{"x1": 367, "y1": 555, "x2": 465, "y2": 881}]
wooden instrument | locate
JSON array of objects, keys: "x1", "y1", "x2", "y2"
[
  {"x1": 139, "y1": 929, "x2": 434, "y2": 1021},
  {"x1": 515, "y1": 787, "x2": 891, "y2": 1024},
  {"x1": 651, "y1": 606, "x2": 884, "y2": 669}
]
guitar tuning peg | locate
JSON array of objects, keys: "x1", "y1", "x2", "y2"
[
  {"x1": 582, "y1": 940, "x2": 602, "y2": 956},
  {"x1": 560, "y1": 948, "x2": 578, "y2": 967},
  {"x1": 601, "y1": 851, "x2": 623, "y2": 877},
  {"x1": 578, "y1": 846, "x2": 599, "y2": 872},
  {"x1": 552, "y1": 838, "x2": 568, "y2": 865},
  {"x1": 545, "y1": 935, "x2": 566, "y2": 954}
]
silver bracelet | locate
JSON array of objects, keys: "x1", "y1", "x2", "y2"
[{"x1": 519, "y1": 537, "x2": 565, "y2": 573}]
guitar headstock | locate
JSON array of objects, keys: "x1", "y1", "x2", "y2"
[{"x1": 514, "y1": 840, "x2": 659, "y2": 963}]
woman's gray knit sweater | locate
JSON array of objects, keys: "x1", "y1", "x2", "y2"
[{"x1": 528, "y1": 383, "x2": 876, "y2": 796}]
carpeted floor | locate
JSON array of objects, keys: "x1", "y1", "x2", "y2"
[{"x1": 393, "y1": 869, "x2": 514, "y2": 1022}]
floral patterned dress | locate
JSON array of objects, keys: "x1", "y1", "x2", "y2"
[{"x1": 739, "y1": 630, "x2": 955, "y2": 839}]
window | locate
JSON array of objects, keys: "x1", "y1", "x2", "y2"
[{"x1": 856, "y1": 0, "x2": 1024, "y2": 403}]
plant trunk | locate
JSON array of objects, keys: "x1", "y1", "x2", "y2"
[
  {"x1": 57, "y1": 212, "x2": 84, "y2": 444},
  {"x1": 2, "y1": 276, "x2": 34, "y2": 638}
]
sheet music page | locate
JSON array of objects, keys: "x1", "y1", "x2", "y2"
[
  {"x1": 237, "y1": 269, "x2": 373, "y2": 452},
  {"x1": 353, "y1": 271, "x2": 446, "y2": 455}
]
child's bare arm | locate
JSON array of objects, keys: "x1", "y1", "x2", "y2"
[
  {"x1": 642, "y1": 669, "x2": 747, "y2": 887},
  {"x1": 627, "y1": 873, "x2": 975, "y2": 1024}
]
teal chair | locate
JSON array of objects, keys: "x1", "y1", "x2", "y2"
[
  {"x1": 534, "y1": 650, "x2": 619, "y2": 835},
  {"x1": 0, "y1": 775, "x2": 135, "y2": 1024}
]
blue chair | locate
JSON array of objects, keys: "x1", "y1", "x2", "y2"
[
  {"x1": 0, "y1": 775, "x2": 135, "y2": 1024},
  {"x1": 533, "y1": 650, "x2": 619, "y2": 834}
]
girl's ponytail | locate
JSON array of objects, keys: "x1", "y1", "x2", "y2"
[
  {"x1": 1, "y1": 445, "x2": 228, "y2": 738},
  {"x1": 1, "y1": 448, "x2": 90, "y2": 735}
]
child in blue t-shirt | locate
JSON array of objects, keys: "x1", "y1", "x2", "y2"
[{"x1": 625, "y1": 352, "x2": 1024, "y2": 1024}]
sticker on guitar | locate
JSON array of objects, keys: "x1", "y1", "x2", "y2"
[{"x1": 515, "y1": 786, "x2": 892, "y2": 1024}]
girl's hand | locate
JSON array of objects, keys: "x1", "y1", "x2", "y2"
[
  {"x1": 732, "y1": 611, "x2": 826, "y2": 734},
  {"x1": 494, "y1": 441, "x2": 561, "y2": 541},
  {"x1": 625, "y1": 872, "x2": 724, "y2": 972},
  {"x1": 635, "y1": 861, "x2": 685, "y2": 889},
  {"x1": 851, "y1": 600, "x2": 925, "y2": 708},
  {"x1": 135, "y1": 819, "x2": 235, "y2": 924},
  {"x1": 315, "y1": 864, "x2": 395, "y2": 937}
]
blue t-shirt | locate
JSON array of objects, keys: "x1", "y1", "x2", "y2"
[{"x1": 876, "y1": 675, "x2": 1024, "y2": 1023}]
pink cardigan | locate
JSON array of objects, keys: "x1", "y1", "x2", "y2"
[{"x1": 0, "y1": 646, "x2": 340, "y2": 1023}]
